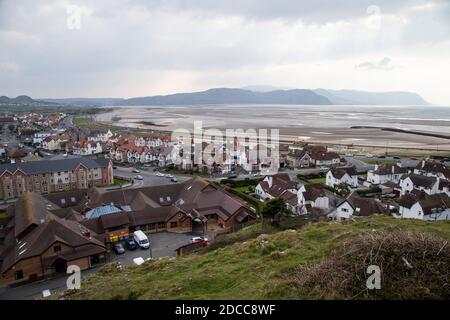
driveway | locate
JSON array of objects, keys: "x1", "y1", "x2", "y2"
[{"x1": 0, "y1": 232, "x2": 196, "y2": 300}]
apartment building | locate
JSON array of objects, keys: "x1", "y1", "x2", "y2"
[{"x1": 0, "y1": 158, "x2": 113, "y2": 200}]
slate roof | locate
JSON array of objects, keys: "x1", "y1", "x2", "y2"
[
  {"x1": 373, "y1": 164, "x2": 407, "y2": 175},
  {"x1": 402, "y1": 173, "x2": 437, "y2": 189},
  {"x1": 332, "y1": 166, "x2": 358, "y2": 179},
  {"x1": 0, "y1": 157, "x2": 110, "y2": 176},
  {"x1": 338, "y1": 192, "x2": 388, "y2": 216},
  {"x1": 398, "y1": 191, "x2": 450, "y2": 214}
]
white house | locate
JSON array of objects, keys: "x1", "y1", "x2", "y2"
[
  {"x1": 297, "y1": 184, "x2": 329, "y2": 214},
  {"x1": 366, "y1": 163, "x2": 408, "y2": 185},
  {"x1": 397, "y1": 192, "x2": 450, "y2": 221},
  {"x1": 399, "y1": 173, "x2": 439, "y2": 196},
  {"x1": 330, "y1": 191, "x2": 388, "y2": 221},
  {"x1": 255, "y1": 173, "x2": 297, "y2": 201},
  {"x1": 326, "y1": 166, "x2": 358, "y2": 188},
  {"x1": 414, "y1": 159, "x2": 450, "y2": 180},
  {"x1": 32, "y1": 132, "x2": 52, "y2": 146},
  {"x1": 72, "y1": 141, "x2": 103, "y2": 156}
]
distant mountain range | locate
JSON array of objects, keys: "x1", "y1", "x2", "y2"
[{"x1": 1, "y1": 87, "x2": 430, "y2": 107}]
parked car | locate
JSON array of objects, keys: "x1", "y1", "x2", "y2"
[
  {"x1": 134, "y1": 175, "x2": 143, "y2": 180},
  {"x1": 393, "y1": 156, "x2": 401, "y2": 160},
  {"x1": 410, "y1": 157, "x2": 418, "y2": 160},
  {"x1": 252, "y1": 172, "x2": 263, "y2": 177},
  {"x1": 171, "y1": 177, "x2": 178, "y2": 182},
  {"x1": 165, "y1": 174, "x2": 174, "y2": 178},
  {"x1": 133, "y1": 230, "x2": 150, "y2": 249},
  {"x1": 228, "y1": 174, "x2": 238, "y2": 179},
  {"x1": 191, "y1": 236, "x2": 208, "y2": 244},
  {"x1": 125, "y1": 239, "x2": 137, "y2": 250},
  {"x1": 132, "y1": 168, "x2": 140, "y2": 173},
  {"x1": 113, "y1": 242, "x2": 126, "y2": 254},
  {"x1": 156, "y1": 172, "x2": 164, "y2": 177},
  {"x1": 143, "y1": 163, "x2": 152, "y2": 167},
  {"x1": 319, "y1": 166, "x2": 329, "y2": 172}
]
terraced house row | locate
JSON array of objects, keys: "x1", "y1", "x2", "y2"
[{"x1": 0, "y1": 158, "x2": 113, "y2": 200}]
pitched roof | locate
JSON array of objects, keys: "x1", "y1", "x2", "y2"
[
  {"x1": 415, "y1": 159, "x2": 450, "y2": 179},
  {"x1": 258, "y1": 174, "x2": 297, "y2": 197},
  {"x1": 398, "y1": 191, "x2": 450, "y2": 214},
  {"x1": 402, "y1": 173, "x2": 437, "y2": 189},
  {"x1": 0, "y1": 157, "x2": 110, "y2": 176},
  {"x1": 1, "y1": 213, "x2": 105, "y2": 273},
  {"x1": 339, "y1": 192, "x2": 388, "y2": 216},
  {"x1": 331, "y1": 166, "x2": 358, "y2": 179},
  {"x1": 302, "y1": 184, "x2": 326, "y2": 201},
  {"x1": 373, "y1": 163, "x2": 407, "y2": 175}
]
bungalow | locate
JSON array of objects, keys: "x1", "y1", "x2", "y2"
[
  {"x1": 309, "y1": 151, "x2": 340, "y2": 167},
  {"x1": 366, "y1": 163, "x2": 408, "y2": 185},
  {"x1": 330, "y1": 191, "x2": 388, "y2": 221},
  {"x1": 255, "y1": 173, "x2": 297, "y2": 201},
  {"x1": 397, "y1": 191, "x2": 450, "y2": 221},
  {"x1": 399, "y1": 173, "x2": 439, "y2": 196},
  {"x1": 326, "y1": 166, "x2": 358, "y2": 188}
]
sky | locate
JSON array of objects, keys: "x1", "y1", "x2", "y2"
[{"x1": 0, "y1": 0, "x2": 449, "y2": 104}]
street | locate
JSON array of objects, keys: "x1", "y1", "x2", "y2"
[{"x1": 113, "y1": 166, "x2": 191, "y2": 188}]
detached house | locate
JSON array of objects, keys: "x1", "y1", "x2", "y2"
[
  {"x1": 297, "y1": 184, "x2": 329, "y2": 214},
  {"x1": 286, "y1": 145, "x2": 340, "y2": 168},
  {"x1": 326, "y1": 166, "x2": 358, "y2": 188},
  {"x1": 397, "y1": 191, "x2": 450, "y2": 221},
  {"x1": 330, "y1": 191, "x2": 388, "y2": 220},
  {"x1": 399, "y1": 173, "x2": 439, "y2": 196},
  {"x1": 255, "y1": 173, "x2": 297, "y2": 201},
  {"x1": 366, "y1": 163, "x2": 408, "y2": 185},
  {"x1": 414, "y1": 159, "x2": 450, "y2": 180}
]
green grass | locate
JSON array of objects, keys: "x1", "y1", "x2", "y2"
[
  {"x1": 307, "y1": 177, "x2": 326, "y2": 185},
  {"x1": 232, "y1": 186, "x2": 254, "y2": 193},
  {"x1": 111, "y1": 178, "x2": 129, "y2": 186},
  {"x1": 58, "y1": 216, "x2": 450, "y2": 300}
]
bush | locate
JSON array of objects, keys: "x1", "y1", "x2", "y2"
[
  {"x1": 287, "y1": 231, "x2": 450, "y2": 299},
  {"x1": 357, "y1": 187, "x2": 382, "y2": 196},
  {"x1": 220, "y1": 178, "x2": 263, "y2": 188}
]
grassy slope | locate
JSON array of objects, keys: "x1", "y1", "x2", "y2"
[{"x1": 61, "y1": 216, "x2": 450, "y2": 300}]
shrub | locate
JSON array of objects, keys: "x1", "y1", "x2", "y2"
[{"x1": 287, "y1": 231, "x2": 450, "y2": 299}]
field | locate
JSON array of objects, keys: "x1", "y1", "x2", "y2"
[{"x1": 57, "y1": 216, "x2": 450, "y2": 300}]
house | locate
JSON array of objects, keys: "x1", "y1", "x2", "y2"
[
  {"x1": 71, "y1": 140, "x2": 103, "y2": 156},
  {"x1": 32, "y1": 132, "x2": 52, "y2": 146},
  {"x1": 297, "y1": 184, "x2": 329, "y2": 214},
  {"x1": 399, "y1": 173, "x2": 439, "y2": 196},
  {"x1": 326, "y1": 166, "x2": 358, "y2": 188},
  {"x1": 42, "y1": 134, "x2": 70, "y2": 151},
  {"x1": 0, "y1": 192, "x2": 107, "y2": 286},
  {"x1": 255, "y1": 173, "x2": 297, "y2": 201},
  {"x1": 366, "y1": 163, "x2": 408, "y2": 185},
  {"x1": 309, "y1": 150, "x2": 340, "y2": 167},
  {"x1": 0, "y1": 158, "x2": 113, "y2": 200},
  {"x1": 397, "y1": 191, "x2": 450, "y2": 221},
  {"x1": 286, "y1": 145, "x2": 339, "y2": 168},
  {"x1": 330, "y1": 191, "x2": 388, "y2": 220},
  {"x1": 414, "y1": 159, "x2": 450, "y2": 180}
]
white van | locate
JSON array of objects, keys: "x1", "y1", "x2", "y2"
[{"x1": 133, "y1": 230, "x2": 150, "y2": 249}]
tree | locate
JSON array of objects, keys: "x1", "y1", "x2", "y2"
[{"x1": 261, "y1": 197, "x2": 291, "y2": 226}]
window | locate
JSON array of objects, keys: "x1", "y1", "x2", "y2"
[
  {"x1": 61, "y1": 199, "x2": 66, "y2": 205},
  {"x1": 158, "y1": 222, "x2": 165, "y2": 228},
  {"x1": 14, "y1": 270, "x2": 24, "y2": 280},
  {"x1": 170, "y1": 222, "x2": 178, "y2": 228},
  {"x1": 54, "y1": 245, "x2": 61, "y2": 253}
]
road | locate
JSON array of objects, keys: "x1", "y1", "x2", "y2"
[{"x1": 113, "y1": 166, "x2": 191, "y2": 188}]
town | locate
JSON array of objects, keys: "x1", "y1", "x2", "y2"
[{"x1": 0, "y1": 110, "x2": 449, "y2": 299}]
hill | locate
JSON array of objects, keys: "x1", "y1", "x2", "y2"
[
  {"x1": 117, "y1": 88, "x2": 332, "y2": 106},
  {"x1": 58, "y1": 216, "x2": 450, "y2": 300},
  {"x1": 0, "y1": 95, "x2": 58, "y2": 106}
]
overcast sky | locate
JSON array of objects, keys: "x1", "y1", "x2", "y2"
[{"x1": 0, "y1": 0, "x2": 449, "y2": 104}]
